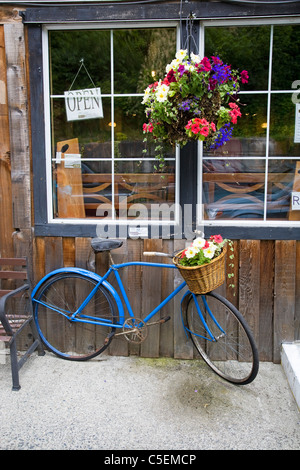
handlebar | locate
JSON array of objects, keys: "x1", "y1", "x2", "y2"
[{"x1": 143, "y1": 251, "x2": 173, "y2": 258}]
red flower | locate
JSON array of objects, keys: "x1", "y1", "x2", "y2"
[
  {"x1": 241, "y1": 70, "x2": 249, "y2": 84},
  {"x1": 229, "y1": 102, "x2": 241, "y2": 124},
  {"x1": 181, "y1": 249, "x2": 187, "y2": 258},
  {"x1": 191, "y1": 123, "x2": 200, "y2": 134},
  {"x1": 199, "y1": 57, "x2": 211, "y2": 72},
  {"x1": 166, "y1": 69, "x2": 176, "y2": 84},
  {"x1": 210, "y1": 122, "x2": 216, "y2": 132},
  {"x1": 210, "y1": 234, "x2": 223, "y2": 244},
  {"x1": 200, "y1": 126, "x2": 209, "y2": 137}
]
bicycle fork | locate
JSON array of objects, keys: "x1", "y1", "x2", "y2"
[{"x1": 183, "y1": 293, "x2": 226, "y2": 342}]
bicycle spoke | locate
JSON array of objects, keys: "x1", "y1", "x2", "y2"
[
  {"x1": 34, "y1": 273, "x2": 117, "y2": 360},
  {"x1": 185, "y1": 292, "x2": 259, "y2": 385}
]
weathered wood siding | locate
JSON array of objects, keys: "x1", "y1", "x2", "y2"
[
  {"x1": 29, "y1": 237, "x2": 300, "y2": 363},
  {"x1": 0, "y1": 8, "x2": 299, "y2": 363}
]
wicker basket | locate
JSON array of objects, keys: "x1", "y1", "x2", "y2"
[{"x1": 173, "y1": 246, "x2": 227, "y2": 294}]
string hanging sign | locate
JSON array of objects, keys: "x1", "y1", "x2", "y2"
[{"x1": 64, "y1": 59, "x2": 103, "y2": 122}]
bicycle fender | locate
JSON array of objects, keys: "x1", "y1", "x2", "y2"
[{"x1": 31, "y1": 267, "x2": 125, "y2": 319}]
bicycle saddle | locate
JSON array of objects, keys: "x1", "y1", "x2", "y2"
[{"x1": 91, "y1": 238, "x2": 123, "y2": 253}]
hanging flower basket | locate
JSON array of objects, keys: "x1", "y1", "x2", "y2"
[
  {"x1": 173, "y1": 235, "x2": 229, "y2": 294},
  {"x1": 142, "y1": 50, "x2": 248, "y2": 157}
]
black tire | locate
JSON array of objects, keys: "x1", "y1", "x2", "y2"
[
  {"x1": 33, "y1": 272, "x2": 117, "y2": 360},
  {"x1": 185, "y1": 291, "x2": 259, "y2": 385}
]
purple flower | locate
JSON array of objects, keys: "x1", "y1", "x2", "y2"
[
  {"x1": 178, "y1": 64, "x2": 186, "y2": 77},
  {"x1": 210, "y1": 123, "x2": 233, "y2": 149}
]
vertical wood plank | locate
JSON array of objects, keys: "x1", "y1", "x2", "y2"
[
  {"x1": 274, "y1": 240, "x2": 296, "y2": 363},
  {"x1": 0, "y1": 25, "x2": 14, "y2": 258},
  {"x1": 4, "y1": 23, "x2": 31, "y2": 229},
  {"x1": 173, "y1": 239, "x2": 193, "y2": 359},
  {"x1": 159, "y1": 239, "x2": 174, "y2": 357},
  {"x1": 259, "y1": 240, "x2": 274, "y2": 361},
  {"x1": 75, "y1": 237, "x2": 92, "y2": 271},
  {"x1": 63, "y1": 237, "x2": 75, "y2": 267},
  {"x1": 141, "y1": 239, "x2": 163, "y2": 357},
  {"x1": 108, "y1": 239, "x2": 131, "y2": 357},
  {"x1": 44, "y1": 237, "x2": 63, "y2": 273},
  {"x1": 75, "y1": 237, "x2": 95, "y2": 357},
  {"x1": 239, "y1": 240, "x2": 260, "y2": 349},
  {"x1": 32, "y1": 237, "x2": 45, "y2": 285},
  {"x1": 225, "y1": 240, "x2": 239, "y2": 306}
]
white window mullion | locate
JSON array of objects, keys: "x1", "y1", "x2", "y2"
[
  {"x1": 110, "y1": 29, "x2": 115, "y2": 221},
  {"x1": 263, "y1": 25, "x2": 274, "y2": 221}
]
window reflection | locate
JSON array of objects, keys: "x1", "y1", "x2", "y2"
[
  {"x1": 272, "y1": 25, "x2": 300, "y2": 90},
  {"x1": 204, "y1": 23, "x2": 300, "y2": 223},
  {"x1": 203, "y1": 159, "x2": 265, "y2": 220},
  {"x1": 204, "y1": 94, "x2": 268, "y2": 158},
  {"x1": 49, "y1": 27, "x2": 177, "y2": 221},
  {"x1": 269, "y1": 94, "x2": 300, "y2": 157},
  {"x1": 267, "y1": 159, "x2": 299, "y2": 220},
  {"x1": 204, "y1": 26, "x2": 270, "y2": 91}
]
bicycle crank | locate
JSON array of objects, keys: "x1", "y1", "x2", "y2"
[{"x1": 115, "y1": 316, "x2": 171, "y2": 344}]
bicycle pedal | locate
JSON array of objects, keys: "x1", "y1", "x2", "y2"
[{"x1": 160, "y1": 316, "x2": 171, "y2": 324}]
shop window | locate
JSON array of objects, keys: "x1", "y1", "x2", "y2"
[
  {"x1": 27, "y1": 13, "x2": 300, "y2": 239},
  {"x1": 201, "y1": 23, "x2": 300, "y2": 226},
  {"x1": 47, "y1": 27, "x2": 177, "y2": 223}
]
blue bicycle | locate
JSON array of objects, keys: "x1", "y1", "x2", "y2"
[{"x1": 32, "y1": 238, "x2": 259, "y2": 385}]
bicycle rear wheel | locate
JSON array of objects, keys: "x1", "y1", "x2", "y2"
[
  {"x1": 33, "y1": 272, "x2": 117, "y2": 360},
  {"x1": 185, "y1": 292, "x2": 259, "y2": 385}
]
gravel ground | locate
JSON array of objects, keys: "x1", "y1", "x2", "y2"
[{"x1": 0, "y1": 353, "x2": 299, "y2": 451}]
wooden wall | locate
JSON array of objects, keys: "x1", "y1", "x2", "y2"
[
  {"x1": 30, "y1": 237, "x2": 300, "y2": 363},
  {"x1": 0, "y1": 7, "x2": 299, "y2": 363}
]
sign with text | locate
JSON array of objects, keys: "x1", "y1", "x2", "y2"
[
  {"x1": 291, "y1": 191, "x2": 300, "y2": 210},
  {"x1": 64, "y1": 87, "x2": 103, "y2": 121}
]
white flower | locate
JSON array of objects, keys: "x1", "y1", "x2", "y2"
[
  {"x1": 142, "y1": 86, "x2": 151, "y2": 104},
  {"x1": 192, "y1": 237, "x2": 206, "y2": 249},
  {"x1": 203, "y1": 243, "x2": 217, "y2": 259},
  {"x1": 155, "y1": 83, "x2": 169, "y2": 102},
  {"x1": 159, "y1": 83, "x2": 169, "y2": 94},
  {"x1": 186, "y1": 64, "x2": 195, "y2": 72},
  {"x1": 156, "y1": 91, "x2": 168, "y2": 102},
  {"x1": 175, "y1": 49, "x2": 188, "y2": 61},
  {"x1": 166, "y1": 62, "x2": 173, "y2": 73},
  {"x1": 167, "y1": 58, "x2": 181, "y2": 71},
  {"x1": 190, "y1": 52, "x2": 201, "y2": 63},
  {"x1": 185, "y1": 246, "x2": 199, "y2": 259}
]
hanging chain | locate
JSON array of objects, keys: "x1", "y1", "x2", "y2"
[
  {"x1": 68, "y1": 58, "x2": 97, "y2": 91},
  {"x1": 179, "y1": 0, "x2": 198, "y2": 56}
]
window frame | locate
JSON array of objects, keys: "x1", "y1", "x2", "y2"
[
  {"x1": 197, "y1": 17, "x2": 300, "y2": 239},
  {"x1": 43, "y1": 23, "x2": 180, "y2": 232},
  {"x1": 26, "y1": 10, "x2": 300, "y2": 240}
]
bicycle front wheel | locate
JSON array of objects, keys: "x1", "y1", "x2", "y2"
[
  {"x1": 185, "y1": 292, "x2": 259, "y2": 385},
  {"x1": 33, "y1": 272, "x2": 118, "y2": 360}
]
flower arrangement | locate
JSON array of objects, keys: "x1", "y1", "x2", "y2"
[
  {"x1": 177, "y1": 234, "x2": 235, "y2": 291},
  {"x1": 178, "y1": 235, "x2": 228, "y2": 267},
  {"x1": 142, "y1": 50, "x2": 248, "y2": 154},
  {"x1": 173, "y1": 234, "x2": 235, "y2": 294}
]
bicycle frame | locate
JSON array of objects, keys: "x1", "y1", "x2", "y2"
[
  {"x1": 32, "y1": 261, "x2": 222, "y2": 342},
  {"x1": 74, "y1": 261, "x2": 186, "y2": 328}
]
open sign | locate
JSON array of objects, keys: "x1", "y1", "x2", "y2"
[{"x1": 64, "y1": 87, "x2": 103, "y2": 121}]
